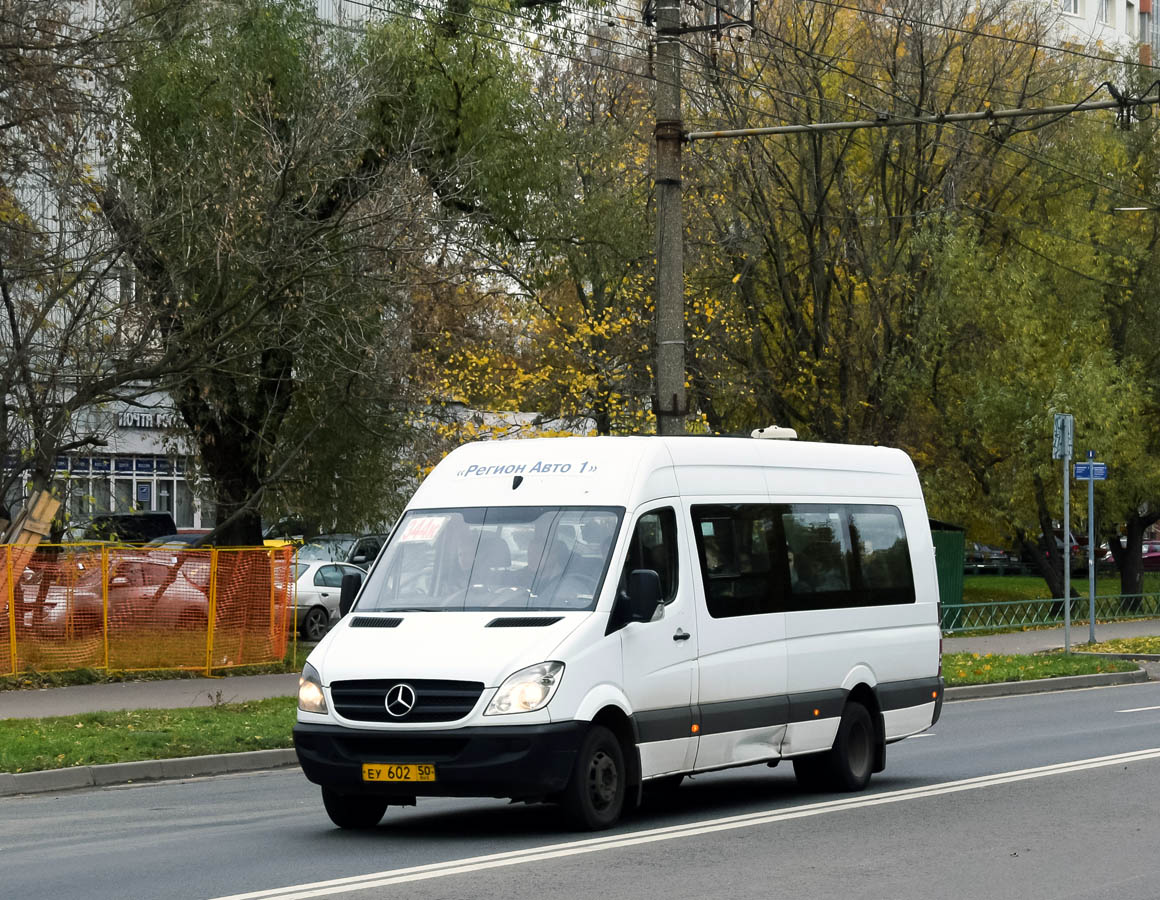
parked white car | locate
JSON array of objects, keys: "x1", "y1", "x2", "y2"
[{"x1": 294, "y1": 561, "x2": 365, "y2": 642}]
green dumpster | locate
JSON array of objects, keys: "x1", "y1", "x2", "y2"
[{"x1": 929, "y1": 519, "x2": 965, "y2": 630}]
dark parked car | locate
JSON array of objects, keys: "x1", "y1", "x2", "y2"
[
  {"x1": 964, "y1": 542, "x2": 1012, "y2": 574},
  {"x1": 296, "y1": 533, "x2": 387, "y2": 570},
  {"x1": 81, "y1": 512, "x2": 178, "y2": 544},
  {"x1": 1143, "y1": 541, "x2": 1160, "y2": 572}
]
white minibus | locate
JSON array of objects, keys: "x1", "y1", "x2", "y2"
[{"x1": 293, "y1": 435, "x2": 943, "y2": 829}]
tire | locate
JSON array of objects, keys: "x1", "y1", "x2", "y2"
[
  {"x1": 793, "y1": 701, "x2": 874, "y2": 793},
  {"x1": 561, "y1": 725, "x2": 627, "y2": 830},
  {"x1": 300, "y1": 606, "x2": 330, "y2": 642},
  {"x1": 321, "y1": 788, "x2": 387, "y2": 830}
]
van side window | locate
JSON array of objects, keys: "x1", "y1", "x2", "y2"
[
  {"x1": 692, "y1": 503, "x2": 916, "y2": 617},
  {"x1": 691, "y1": 505, "x2": 788, "y2": 618},
  {"x1": 848, "y1": 507, "x2": 915, "y2": 604},
  {"x1": 782, "y1": 506, "x2": 854, "y2": 598},
  {"x1": 619, "y1": 508, "x2": 679, "y2": 604}
]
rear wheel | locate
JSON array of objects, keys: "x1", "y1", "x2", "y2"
[
  {"x1": 793, "y1": 701, "x2": 874, "y2": 793},
  {"x1": 300, "y1": 606, "x2": 330, "y2": 642},
  {"x1": 561, "y1": 725, "x2": 626, "y2": 830},
  {"x1": 321, "y1": 788, "x2": 387, "y2": 830}
]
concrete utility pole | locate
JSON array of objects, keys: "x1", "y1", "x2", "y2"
[{"x1": 653, "y1": 0, "x2": 686, "y2": 435}]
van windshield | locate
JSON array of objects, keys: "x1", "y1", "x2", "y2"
[{"x1": 355, "y1": 507, "x2": 623, "y2": 613}]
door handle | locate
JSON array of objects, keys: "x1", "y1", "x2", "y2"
[
  {"x1": 320, "y1": 592, "x2": 330, "y2": 598},
  {"x1": 673, "y1": 628, "x2": 691, "y2": 642}
]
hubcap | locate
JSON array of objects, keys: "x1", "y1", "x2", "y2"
[{"x1": 587, "y1": 750, "x2": 619, "y2": 810}]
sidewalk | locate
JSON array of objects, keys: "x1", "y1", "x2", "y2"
[
  {"x1": 0, "y1": 672, "x2": 299, "y2": 720},
  {"x1": 945, "y1": 617, "x2": 1160, "y2": 656}
]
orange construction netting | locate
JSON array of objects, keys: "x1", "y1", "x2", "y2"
[{"x1": 0, "y1": 544, "x2": 294, "y2": 676}]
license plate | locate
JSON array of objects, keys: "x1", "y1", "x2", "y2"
[{"x1": 362, "y1": 763, "x2": 436, "y2": 783}]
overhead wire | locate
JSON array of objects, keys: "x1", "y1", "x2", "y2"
[{"x1": 319, "y1": 0, "x2": 1159, "y2": 219}]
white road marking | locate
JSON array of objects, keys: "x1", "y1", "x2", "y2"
[
  {"x1": 210, "y1": 747, "x2": 1160, "y2": 900},
  {"x1": 1116, "y1": 705, "x2": 1160, "y2": 713}
]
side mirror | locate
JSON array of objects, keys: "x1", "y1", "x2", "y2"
[
  {"x1": 627, "y1": 569, "x2": 663, "y2": 623},
  {"x1": 339, "y1": 572, "x2": 362, "y2": 617}
]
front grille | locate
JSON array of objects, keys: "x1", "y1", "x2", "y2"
[
  {"x1": 485, "y1": 616, "x2": 562, "y2": 628},
  {"x1": 330, "y1": 679, "x2": 485, "y2": 723},
  {"x1": 349, "y1": 616, "x2": 402, "y2": 628}
]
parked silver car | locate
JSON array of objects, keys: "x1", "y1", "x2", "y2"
[{"x1": 293, "y1": 560, "x2": 365, "y2": 641}]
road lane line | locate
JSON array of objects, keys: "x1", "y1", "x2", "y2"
[
  {"x1": 1116, "y1": 705, "x2": 1160, "y2": 713},
  {"x1": 210, "y1": 746, "x2": 1160, "y2": 900}
]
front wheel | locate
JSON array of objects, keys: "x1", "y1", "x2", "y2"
[
  {"x1": 321, "y1": 788, "x2": 387, "y2": 829},
  {"x1": 300, "y1": 606, "x2": 330, "y2": 642},
  {"x1": 561, "y1": 725, "x2": 626, "y2": 830}
]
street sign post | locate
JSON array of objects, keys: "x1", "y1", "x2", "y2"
[
  {"x1": 1075, "y1": 454, "x2": 1109, "y2": 644},
  {"x1": 1053, "y1": 414, "x2": 1074, "y2": 651}
]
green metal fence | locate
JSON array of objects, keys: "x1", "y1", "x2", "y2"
[{"x1": 942, "y1": 592, "x2": 1160, "y2": 633}]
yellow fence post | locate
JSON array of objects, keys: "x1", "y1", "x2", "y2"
[
  {"x1": 206, "y1": 548, "x2": 219, "y2": 676},
  {"x1": 268, "y1": 548, "x2": 276, "y2": 653},
  {"x1": 291, "y1": 546, "x2": 298, "y2": 664},
  {"x1": 6, "y1": 547, "x2": 16, "y2": 677},
  {"x1": 101, "y1": 545, "x2": 110, "y2": 673}
]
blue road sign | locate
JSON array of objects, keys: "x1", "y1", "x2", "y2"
[{"x1": 1074, "y1": 462, "x2": 1108, "y2": 480}]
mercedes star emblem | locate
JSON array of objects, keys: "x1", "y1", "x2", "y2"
[{"x1": 384, "y1": 683, "x2": 417, "y2": 718}]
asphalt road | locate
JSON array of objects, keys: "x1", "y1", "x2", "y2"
[{"x1": 4, "y1": 681, "x2": 1160, "y2": 900}]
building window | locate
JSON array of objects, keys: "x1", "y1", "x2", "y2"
[
  {"x1": 1127, "y1": 0, "x2": 1137, "y2": 37},
  {"x1": 1062, "y1": 0, "x2": 1080, "y2": 15},
  {"x1": 1098, "y1": 0, "x2": 1113, "y2": 25}
]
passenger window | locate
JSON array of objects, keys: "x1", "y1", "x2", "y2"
[
  {"x1": 315, "y1": 565, "x2": 344, "y2": 588},
  {"x1": 692, "y1": 502, "x2": 916, "y2": 616},
  {"x1": 618, "y1": 508, "x2": 679, "y2": 604},
  {"x1": 692, "y1": 505, "x2": 787, "y2": 618},
  {"x1": 849, "y1": 508, "x2": 915, "y2": 603},
  {"x1": 782, "y1": 506, "x2": 853, "y2": 596}
]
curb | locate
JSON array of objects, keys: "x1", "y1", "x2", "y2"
[
  {"x1": 945, "y1": 667, "x2": 1149, "y2": 701},
  {"x1": 3, "y1": 667, "x2": 1154, "y2": 797},
  {"x1": 0, "y1": 748, "x2": 299, "y2": 798}
]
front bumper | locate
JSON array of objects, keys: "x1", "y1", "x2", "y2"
[{"x1": 293, "y1": 721, "x2": 586, "y2": 800}]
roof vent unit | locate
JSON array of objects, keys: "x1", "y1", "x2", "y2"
[{"x1": 751, "y1": 425, "x2": 798, "y2": 440}]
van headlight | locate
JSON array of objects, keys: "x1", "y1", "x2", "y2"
[
  {"x1": 298, "y1": 662, "x2": 328, "y2": 714},
  {"x1": 485, "y1": 662, "x2": 564, "y2": 715}
]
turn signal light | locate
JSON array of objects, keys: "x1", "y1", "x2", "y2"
[{"x1": 691, "y1": 723, "x2": 700, "y2": 734}]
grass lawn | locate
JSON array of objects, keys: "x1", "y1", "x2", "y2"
[
  {"x1": 1075, "y1": 636, "x2": 1160, "y2": 655},
  {"x1": 962, "y1": 573, "x2": 1160, "y2": 604},
  {"x1": 0, "y1": 697, "x2": 296, "y2": 774},
  {"x1": 942, "y1": 651, "x2": 1137, "y2": 686}
]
